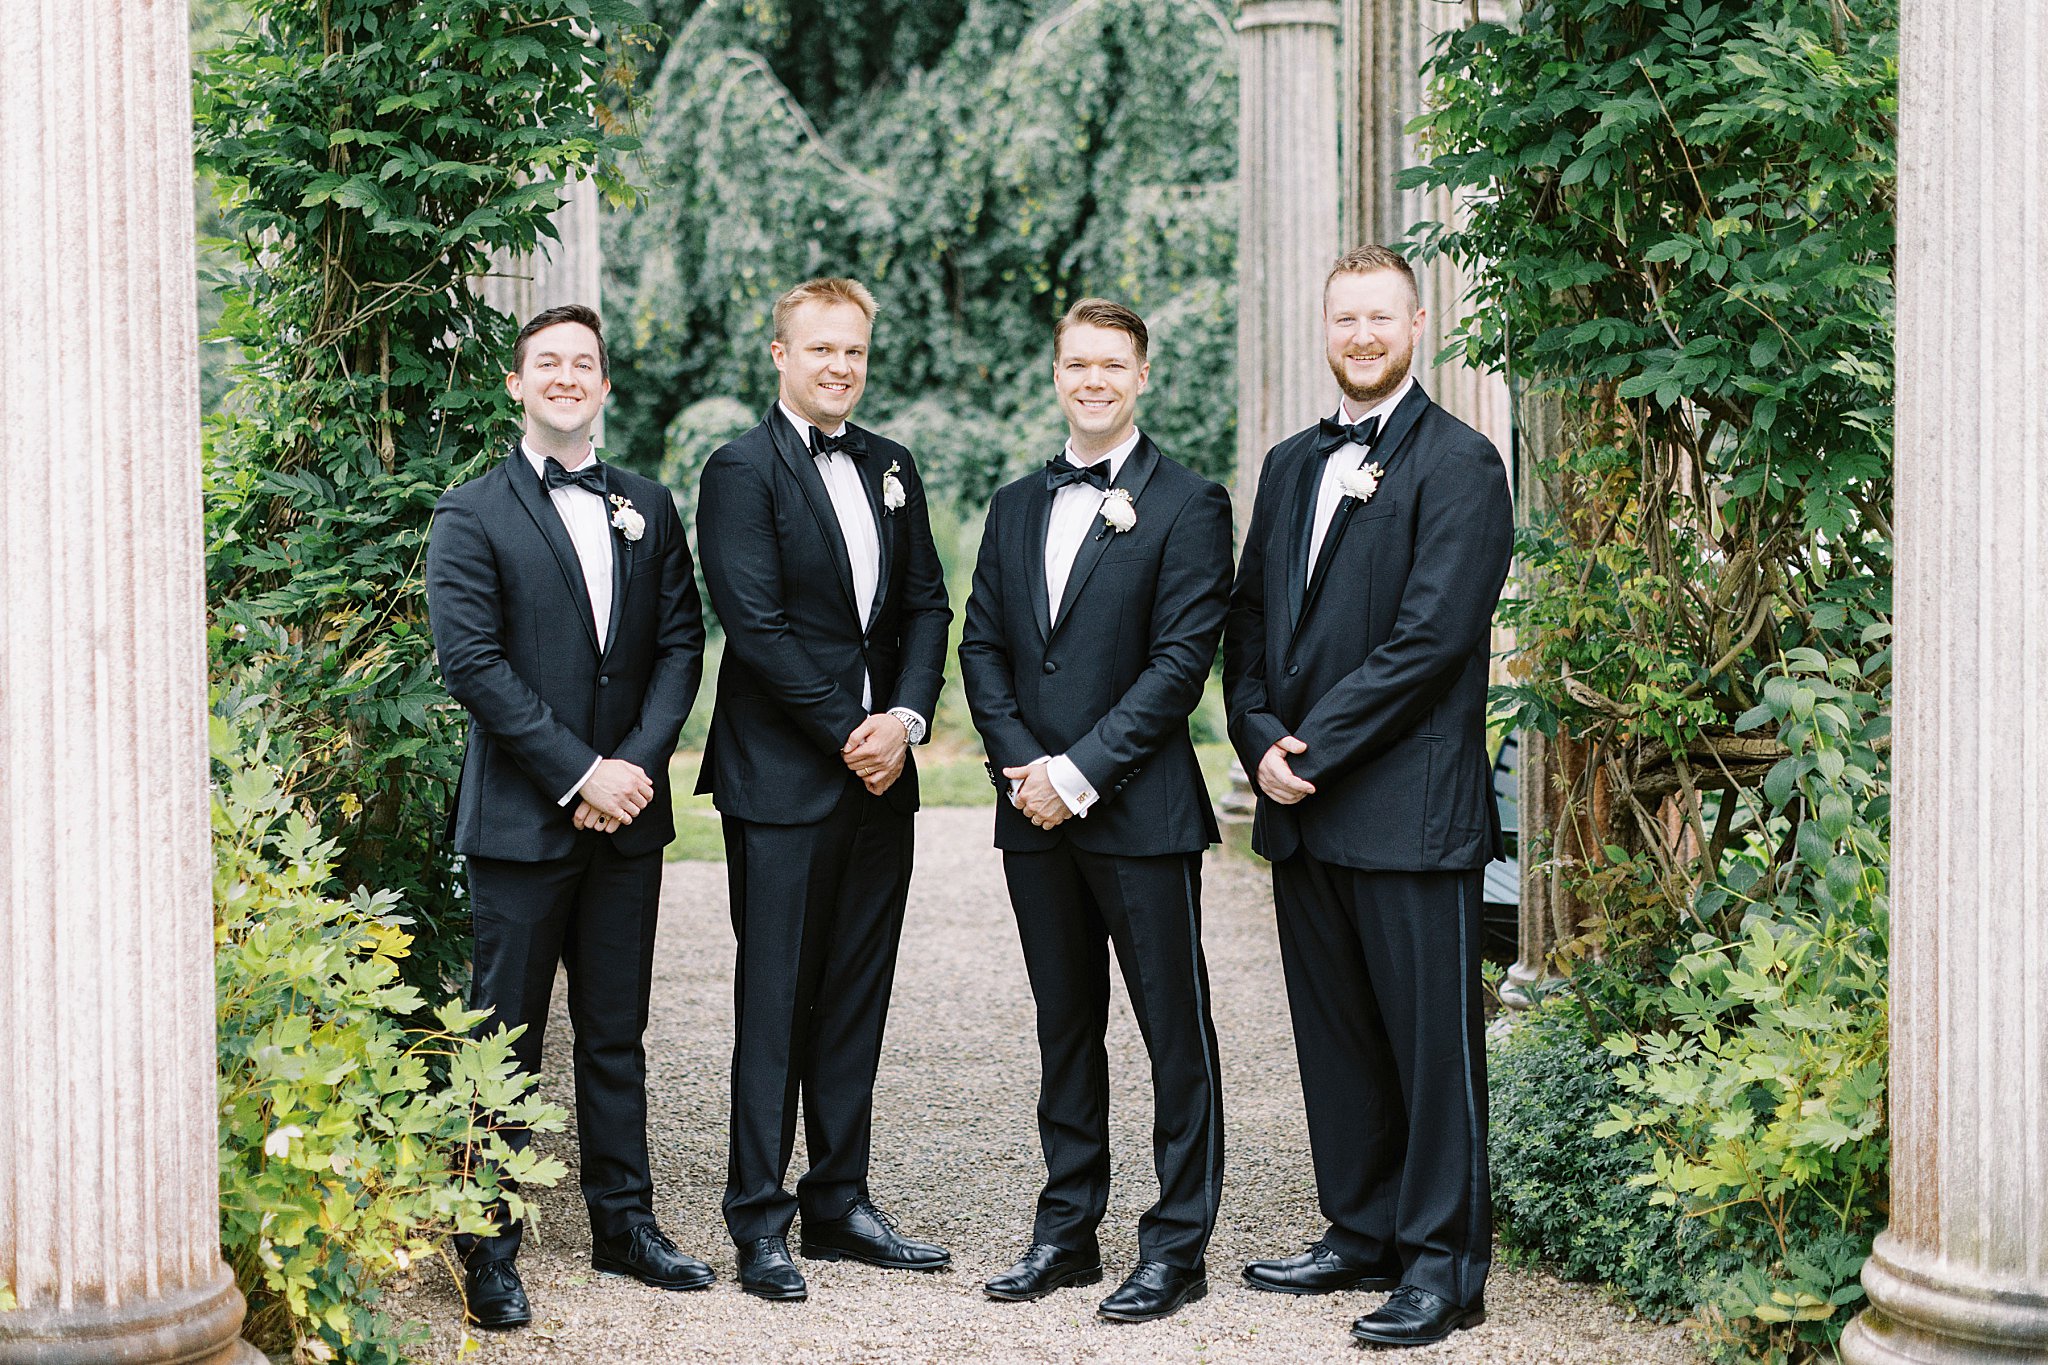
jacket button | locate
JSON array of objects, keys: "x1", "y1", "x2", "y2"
[
  {"x1": 599, "y1": 674, "x2": 611, "y2": 687},
  {"x1": 1286, "y1": 663, "x2": 1300, "y2": 677},
  {"x1": 1043, "y1": 660, "x2": 1058, "y2": 674}
]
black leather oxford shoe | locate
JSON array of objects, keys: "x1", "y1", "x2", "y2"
[
  {"x1": 1097, "y1": 1260, "x2": 1208, "y2": 1322},
  {"x1": 737, "y1": 1236, "x2": 808, "y2": 1301},
  {"x1": 983, "y1": 1242, "x2": 1105, "y2": 1302},
  {"x1": 1349, "y1": 1285, "x2": 1487, "y2": 1347},
  {"x1": 1242, "y1": 1240, "x2": 1401, "y2": 1295},
  {"x1": 464, "y1": 1259, "x2": 531, "y2": 1330},
  {"x1": 591, "y1": 1222, "x2": 716, "y2": 1291},
  {"x1": 799, "y1": 1200, "x2": 951, "y2": 1271}
]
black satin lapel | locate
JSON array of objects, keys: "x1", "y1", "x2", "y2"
[
  {"x1": 1297, "y1": 386, "x2": 1432, "y2": 626},
  {"x1": 857, "y1": 442, "x2": 891, "y2": 632},
  {"x1": 1026, "y1": 480, "x2": 1054, "y2": 642},
  {"x1": 1283, "y1": 444, "x2": 1322, "y2": 630},
  {"x1": 1301, "y1": 498, "x2": 1358, "y2": 622},
  {"x1": 767, "y1": 408, "x2": 861, "y2": 622},
  {"x1": 1367, "y1": 381, "x2": 1432, "y2": 479},
  {"x1": 505, "y1": 449, "x2": 600, "y2": 654},
  {"x1": 600, "y1": 481, "x2": 631, "y2": 665},
  {"x1": 1049, "y1": 437, "x2": 1162, "y2": 640}
]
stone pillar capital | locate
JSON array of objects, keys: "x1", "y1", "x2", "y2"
[{"x1": 1237, "y1": 0, "x2": 1343, "y2": 33}]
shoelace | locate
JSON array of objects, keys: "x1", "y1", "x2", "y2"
[
  {"x1": 633, "y1": 1224, "x2": 681, "y2": 1257},
  {"x1": 854, "y1": 1199, "x2": 901, "y2": 1232}
]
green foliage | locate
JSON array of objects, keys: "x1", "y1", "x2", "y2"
[
  {"x1": 1488, "y1": 997, "x2": 1717, "y2": 1318},
  {"x1": 605, "y1": 0, "x2": 1238, "y2": 498},
  {"x1": 196, "y1": 0, "x2": 642, "y2": 989},
  {"x1": 213, "y1": 702, "x2": 568, "y2": 1363},
  {"x1": 1597, "y1": 647, "x2": 1889, "y2": 1363},
  {"x1": 0, "y1": 1279, "x2": 13, "y2": 1313},
  {"x1": 1411, "y1": 5, "x2": 1896, "y2": 1359}
]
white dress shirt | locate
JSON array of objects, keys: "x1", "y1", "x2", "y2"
[
  {"x1": 523, "y1": 441, "x2": 612, "y2": 805},
  {"x1": 776, "y1": 402, "x2": 926, "y2": 740},
  {"x1": 1306, "y1": 374, "x2": 1413, "y2": 582},
  {"x1": 1019, "y1": 428, "x2": 1142, "y2": 820}
]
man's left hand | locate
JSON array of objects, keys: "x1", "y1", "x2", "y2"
[
  {"x1": 572, "y1": 799, "x2": 621, "y2": 833},
  {"x1": 843, "y1": 712, "x2": 909, "y2": 795},
  {"x1": 1002, "y1": 762, "x2": 1072, "y2": 829}
]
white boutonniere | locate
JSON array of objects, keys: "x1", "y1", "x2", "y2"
[
  {"x1": 882, "y1": 460, "x2": 906, "y2": 513},
  {"x1": 608, "y1": 492, "x2": 646, "y2": 542},
  {"x1": 1338, "y1": 461, "x2": 1385, "y2": 505},
  {"x1": 1099, "y1": 488, "x2": 1137, "y2": 534}
]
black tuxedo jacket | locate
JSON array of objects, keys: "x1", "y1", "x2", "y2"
[
  {"x1": 693, "y1": 407, "x2": 951, "y2": 826},
  {"x1": 1224, "y1": 384, "x2": 1512, "y2": 869},
  {"x1": 959, "y1": 436, "x2": 1232, "y2": 857},
  {"x1": 426, "y1": 444, "x2": 706, "y2": 862}
]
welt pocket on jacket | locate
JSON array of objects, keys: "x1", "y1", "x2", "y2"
[
  {"x1": 628, "y1": 556, "x2": 660, "y2": 579},
  {"x1": 1355, "y1": 499, "x2": 1399, "y2": 523},
  {"x1": 1415, "y1": 732, "x2": 1446, "y2": 744}
]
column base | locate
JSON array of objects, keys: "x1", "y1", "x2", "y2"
[
  {"x1": 0, "y1": 1263, "x2": 262, "y2": 1365},
  {"x1": 1842, "y1": 1233, "x2": 2048, "y2": 1364},
  {"x1": 1498, "y1": 958, "x2": 1558, "y2": 1010}
]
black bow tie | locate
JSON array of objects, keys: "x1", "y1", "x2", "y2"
[
  {"x1": 810, "y1": 426, "x2": 867, "y2": 460},
  {"x1": 542, "y1": 458, "x2": 607, "y2": 496},
  {"x1": 1046, "y1": 457, "x2": 1112, "y2": 492},
  {"x1": 1315, "y1": 414, "x2": 1382, "y2": 456}
]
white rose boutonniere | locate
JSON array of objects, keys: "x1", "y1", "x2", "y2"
[
  {"x1": 608, "y1": 492, "x2": 646, "y2": 542},
  {"x1": 882, "y1": 460, "x2": 906, "y2": 513},
  {"x1": 1099, "y1": 488, "x2": 1137, "y2": 534},
  {"x1": 1338, "y1": 461, "x2": 1386, "y2": 506}
]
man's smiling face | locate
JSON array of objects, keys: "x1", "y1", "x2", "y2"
[
  {"x1": 1323, "y1": 268, "x2": 1423, "y2": 409},
  {"x1": 772, "y1": 299, "x2": 871, "y2": 432},
  {"x1": 507, "y1": 320, "x2": 610, "y2": 441}
]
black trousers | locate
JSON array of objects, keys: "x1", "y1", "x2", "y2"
[
  {"x1": 1003, "y1": 843, "x2": 1224, "y2": 1268},
  {"x1": 1270, "y1": 855, "x2": 1491, "y2": 1307},
  {"x1": 722, "y1": 776, "x2": 913, "y2": 1243},
  {"x1": 459, "y1": 836, "x2": 665, "y2": 1264}
]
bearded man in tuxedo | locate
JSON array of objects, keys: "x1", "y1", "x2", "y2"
[
  {"x1": 694, "y1": 277, "x2": 954, "y2": 1301},
  {"x1": 1224, "y1": 245, "x2": 1512, "y2": 1348},
  {"x1": 425, "y1": 304, "x2": 710, "y2": 1329},
  {"x1": 959, "y1": 298, "x2": 1233, "y2": 1323}
]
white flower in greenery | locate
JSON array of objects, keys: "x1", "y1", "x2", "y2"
[
  {"x1": 264, "y1": 1124, "x2": 303, "y2": 1159},
  {"x1": 608, "y1": 493, "x2": 646, "y2": 542},
  {"x1": 1338, "y1": 461, "x2": 1385, "y2": 505},
  {"x1": 882, "y1": 460, "x2": 906, "y2": 513},
  {"x1": 1099, "y1": 488, "x2": 1137, "y2": 533}
]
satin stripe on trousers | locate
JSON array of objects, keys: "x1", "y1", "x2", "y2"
[
  {"x1": 722, "y1": 775, "x2": 913, "y2": 1243},
  {"x1": 459, "y1": 837, "x2": 666, "y2": 1264},
  {"x1": 1270, "y1": 855, "x2": 1491, "y2": 1307},
  {"x1": 1003, "y1": 843, "x2": 1224, "y2": 1267}
]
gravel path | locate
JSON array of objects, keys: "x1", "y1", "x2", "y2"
[{"x1": 390, "y1": 809, "x2": 1694, "y2": 1364}]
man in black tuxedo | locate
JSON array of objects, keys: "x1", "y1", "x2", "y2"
[
  {"x1": 425, "y1": 305, "x2": 710, "y2": 1329},
  {"x1": 694, "y1": 277, "x2": 953, "y2": 1301},
  {"x1": 1224, "y1": 246, "x2": 1512, "y2": 1348},
  {"x1": 959, "y1": 299, "x2": 1233, "y2": 1323}
]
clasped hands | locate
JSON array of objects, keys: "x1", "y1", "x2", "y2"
[
  {"x1": 573, "y1": 757, "x2": 655, "y2": 833},
  {"x1": 1002, "y1": 761, "x2": 1072, "y2": 830},
  {"x1": 1257, "y1": 735, "x2": 1317, "y2": 805},
  {"x1": 842, "y1": 712, "x2": 909, "y2": 795}
]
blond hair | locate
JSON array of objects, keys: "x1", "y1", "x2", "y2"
[
  {"x1": 772, "y1": 277, "x2": 879, "y2": 341},
  {"x1": 1324, "y1": 244, "x2": 1419, "y2": 309},
  {"x1": 1054, "y1": 297, "x2": 1149, "y2": 364}
]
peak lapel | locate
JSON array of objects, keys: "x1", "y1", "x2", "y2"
[
  {"x1": 599, "y1": 472, "x2": 633, "y2": 666},
  {"x1": 854, "y1": 434, "x2": 892, "y2": 633},
  {"x1": 1048, "y1": 435, "x2": 1162, "y2": 643},
  {"x1": 1025, "y1": 479, "x2": 1054, "y2": 642},
  {"x1": 767, "y1": 407, "x2": 862, "y2": 625},
  {"x1": 506, "y1": 444, "x2": 601, "y2": 655},
  {"x1": 1297, "y1": 383, "x2": 1434, "y2": 628}
]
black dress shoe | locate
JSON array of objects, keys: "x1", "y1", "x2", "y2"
[
  {"x1": 1242, "y1": 1240, "x2": 1401, "y2": 1295},
  {"x1": 1350, "y1": 1285, "x2": 1486, "y2": 1347},
  {"x1": 592, "y1": 1222, "x2": 716, "y2": 1291},
  {"x1": 737, "y1": 1236, "x2": 807, "y2": 1301},
  {"x1": 464, "y1": 1260, "x2": 531, "y2": 1330},
  {"x1": 800, "y1": 1200, "x2": 951, "y2": 1271},
  {"x1": 1097, "y1": 1260, "x2": 1208, "y2": 1322},
  {"x1": 984, "y1": 1242, "x2": 1105, "y2": 1302}
]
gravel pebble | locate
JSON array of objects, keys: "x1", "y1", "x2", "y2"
[{"x1": 388, "y1": 810, "x2": 1695, "y2": 1363}]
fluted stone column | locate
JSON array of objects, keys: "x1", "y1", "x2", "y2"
[
  {"x1": 481, "y1": 174, "x2": 603, "y2": 322},
  {"x1": 0, "y1": 5, "x2": 258, "y2": 1362},
  {"x1": 1841, "y1": 4, "x2": 2048, "y2": 1361}
]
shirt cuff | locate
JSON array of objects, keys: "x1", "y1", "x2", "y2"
[
  {"x1": 887, "y1": 706, "x2": 928, "y2": 745},
  {"x1": 1045, "y1": 754, "x2": 1097, "y2": 818},
  {"x1": 559, "y1": 756, "x2": 605, "y2": 808}
]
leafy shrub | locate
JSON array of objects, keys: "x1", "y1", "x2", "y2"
[
  {"x1": 213, "y1": 702, "x2": 568, "y2": 1363},
  {"x1": 1488, "y1": 996, "x2": 1711, "y2": 1319}
]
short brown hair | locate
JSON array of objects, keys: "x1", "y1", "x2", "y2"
[
  {"x1": 1054, "y1": 298, "x2": 1149, "y2": 364},
  {"x1": 1324, "y1": 244, "x2": 1419, "y2": 309},
  {"x1": 773, "y1": 277, "x2": 879, "y2": 341},
  {"x1": 512, "y1": 304, "x2": 609, "y2": 378}
]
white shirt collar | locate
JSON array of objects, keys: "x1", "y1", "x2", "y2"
[
  {"x1": 1062, "y1": 426, "x2": 1142, "y2": 480},
  {"x1": 1334, "y1": 374, "x2": 1415, "y2": 432},
  {"x1": 521, "y1": 438, "x2": 597, "y2": 478},
  {"x1": 778, "y1": 399, "x2": 848, "y2": 447}
]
